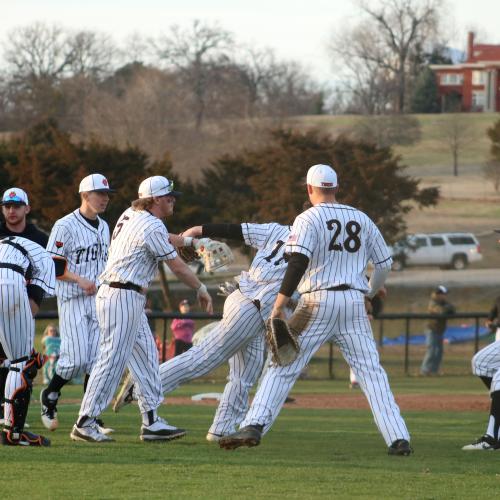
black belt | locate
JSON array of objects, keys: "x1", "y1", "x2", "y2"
[
  {"x1": 106, "y1": 281, "x2": 143, "y2": 293},
  {"x1": 326, "y1": 284, "x2": 351, "y2": 291},
  {"x1": 0, "y1": 263, "x2": 25, "y2": 276}
]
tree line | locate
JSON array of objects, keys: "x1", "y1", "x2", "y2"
[{"x1": 0, "y1": 120, "x2": 440, "y2": 244}]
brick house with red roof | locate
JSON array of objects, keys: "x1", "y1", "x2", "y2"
[{"x1": 430, "y1": 32, "x2": 500, "y2": 112}]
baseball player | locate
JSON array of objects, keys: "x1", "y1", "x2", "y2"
[
  {"x1": 462, "y1": 230, "x2": 500, "y2": 451},
  {"x1": 113, "y1": 221, "x2": 292, "y2": 441},
  {"x1": 220, "y1": 164, "x2": 412, "y2": 456},
  {"x1": 0, "y1": 236, "x2": 55, "y2": 446},
  {"x1": 40, "y1": 173, "x2": 114, "y2": 434},
  {"x1": 0, "y1": 187, "x2": 48, "y2": 426},
  {"x1": 71, "y1": 176, "x2": 213, "y2": 443}
]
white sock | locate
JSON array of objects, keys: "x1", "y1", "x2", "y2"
[{"x1": 486, "y1": 415, "x2": 496, "y2": 439}]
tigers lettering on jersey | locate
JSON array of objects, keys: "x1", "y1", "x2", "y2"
[
  {"x1": 47, "y1": 209, "x2": 110, "y2": 301},
  {"x1": 286, "y1": 203, "x2": 392, "y2": 294}
]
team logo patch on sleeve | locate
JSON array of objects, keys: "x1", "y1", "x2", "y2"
[
  {"x1": 55, "y1": 241, "x2": 64, "y2": 248},
  {"x1": 287, "y1": 234, "x2": 298, "y2": 243}
]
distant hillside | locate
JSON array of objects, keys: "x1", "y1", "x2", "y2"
[{"x1": 287, "y1": 112, "x2": 499, "y2": 176}]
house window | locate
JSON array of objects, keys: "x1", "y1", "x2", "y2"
[
  {"x1": 472, "y1": 91, "x2": 485, "y2": 109},
  {"x1": 440, "y1": 73, "x2": 463, "y2": 85},
  {"x1": 472, "y1": 71, "x2": 487, "y2": 85}
]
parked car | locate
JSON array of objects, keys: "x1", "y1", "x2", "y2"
[{"x1": 390, "y1": 233, "x2": 482, "y2": 271}]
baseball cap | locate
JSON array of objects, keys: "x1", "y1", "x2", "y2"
[
  {"x1": 306, "y1": 164, "x2": 338, "y2": 188},
  {"x1": 1, "y1": 187, "x2": 29, "y2": 205},
  {"x1": 179, "y1": 299, "x2": 190, "y2": 307},
  {"x1": 435, "y1": 285, "x2": 448, "y2": 294},
  {"x1": 79, "y1": 173, "x2": 115, "y2": 193},
  {"x1": 138, "y1": 176, "x2": 182, "y2": 199}
]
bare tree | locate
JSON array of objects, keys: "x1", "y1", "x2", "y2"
[
  {"x1": 152, "y1": 20, "x2": 234, "y2": 129},
  {"x1": 330, "y1": 0, "x2": 442, "y2": 113},
  {"x1": 441, "y1": 113, "x2": 473, "y2": 177},
  {"x1": 67, "y1": 30, "x2": 117, "y2": 80},
  {"x1": 3, "y1": 23, "x2": 74, "y2": 86}
]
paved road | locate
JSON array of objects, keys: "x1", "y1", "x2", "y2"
[{"x1": 387, "y1": 268, "x2": 500, "y2": 288}]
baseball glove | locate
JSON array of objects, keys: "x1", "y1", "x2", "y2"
[
  {"x1": 194, "y1": 238, "x2": 234, "y2": 273},
  {"x1": 177, "y1": 245, "x2": 200, "y2": 264},
  {"x1": 265, "y1": 317, "x2": 300, "y2": 366}
]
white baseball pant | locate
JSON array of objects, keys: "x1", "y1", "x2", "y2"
[
  {"x1": 0, "y1": 271, "x2": 34, "y2": 426},
  {"x1": 241, "y1": 289, "x2": 410, "y2": 446},
  {"x1": 471, "y1": 340, "x2": 500, "y2": 393},
  {"x1": 160, "y1": 289, "x2": 266, "y2": 436},
  {"x1": 56, "y1": 295, "x2": 100, "y2": 380},
  {"x1": 79, "y1": 285, "x2": 163, "y2": 418}
]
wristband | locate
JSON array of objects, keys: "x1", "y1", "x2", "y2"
[
  {"x1": 197, "y1": 283, "x2": 208, "y2": 295},
  {"x1": 183, "y1": 236, "x2": 193, "y2": 247}
]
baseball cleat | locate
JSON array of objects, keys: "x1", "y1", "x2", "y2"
[
  {"x1": 40, "y1": 388, "x2": 59, "y2": 431},
  {"x1": 140, "y1": 417, "x2": 186, "y2": 442},
  {"x1": 1, "y1": 429, "x2": 51, "y2": 447},
  {"x1": 388, "y1": 439, "x2": 413, "y2": 456},
  {"x1": 219, "y1": 425, "x2": 262, "y2": 450},
  {"x1": 113, "y1": 373, "x2": 135, "y2": 413},
  {"x1": 96, "y1": 418, "x2": 115, "y2": 435},
  {"x1": 70, "y1": 424, "x2": 114, "y2": 443},
  {"x1": 462, "y1": 435, "x2": 500, "y2": 450},
  {"x1": 206, "y1": 432, "x2": 224, "y2": 443}
]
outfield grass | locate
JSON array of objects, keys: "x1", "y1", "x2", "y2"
[{"x1": 5, "y1": 378, "x2": 497, "y2": 499}]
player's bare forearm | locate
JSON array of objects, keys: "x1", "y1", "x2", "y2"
[
  {"x1": 29, "y1": 299, "x2": 39, "y2": 317},
  {"x1": 170, "y1": 233, "x2": 201, "y2": 247},
  {"x1": 59, "y1": 270, "x2": 96, "y2": 295},
  {"x1": 180, "y1": 226, "x2": 203, "y2": 238},
  {"x1": 167, "y1": 256, "x2": 204, "y2": 289},
  {"x1": 270, "y1": 293, "x2": 290, "y2": 320}
]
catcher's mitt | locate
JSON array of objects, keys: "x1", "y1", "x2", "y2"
[
  {"x1": 194, "y1": 238, "x2": 234, "y2": 273},
  {"x1": 265, "y1": 317, "x2": 300, "y2": 366}
]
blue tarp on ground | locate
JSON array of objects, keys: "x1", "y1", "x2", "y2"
[{"x1": 382, "y1": 325, "x2": 490, "y2": 346}]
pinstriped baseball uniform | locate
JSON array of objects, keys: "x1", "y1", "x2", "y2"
[
  {"x1": 79, "y1": 207, "x2": 177, "y2": 419},
  {"x1": 0, "y1": 237, "x2": 55, "y2": 427},
  {"x1": 472, "y1": 341, "x2": 500, "y2": 393},
  {"x1": 46, "y1": 209, "x2": 110, "y2": 380},
  {"x1": 240, "y1": 203, "x2": 411, "y2": 446},
  {"x1": 157, "y1": 223, "x2": 290, "y2": 436}
]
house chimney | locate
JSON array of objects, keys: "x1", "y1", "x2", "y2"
[{"x1": 467, "y1": 31, "x2": 475, "y2": 61}]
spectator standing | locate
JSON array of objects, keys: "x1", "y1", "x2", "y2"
[
  {"x1": 171, "y1": 299, "x2": 195, "y2": 356},
  {"x1": 485, "y1": 295, "x2": 500, "y2": 342},
  {"x1": 421, "y1": 285, "x2": 456, "y2": 376}
]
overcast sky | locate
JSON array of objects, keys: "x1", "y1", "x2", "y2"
[{"x1": 2, "y1": 0, "x2": 500, "y2": 82}]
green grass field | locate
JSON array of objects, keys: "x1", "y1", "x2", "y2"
[{"x1": 5, "y1": 377, "x2": 498, "y2": 500}]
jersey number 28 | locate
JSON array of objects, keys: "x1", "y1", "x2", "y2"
[{"x1": 326, "y1": 219, "x2": 361, "y2": 253}]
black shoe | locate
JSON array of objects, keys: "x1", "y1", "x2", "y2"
[
  {"x1": 2, "y1": 429, "x2": 51, "y2": 447},
  {"x1": 285, "y1": 397, "x2": 295, "y2": 404},
  {"x1": 40, "y1": 388, "x2": 59, "y2": 431},
  {"x1": 219, "y1": 425, "x2": 262, "y2": 450},
  {"x1": 388, "y1": 439, "x2": 413, "y2": 456}
]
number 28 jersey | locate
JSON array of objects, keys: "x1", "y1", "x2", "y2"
[
  {"x1": 47, "y1": 210, "x2": 110, "y2": 301},
  {"x1": 286, "y1": 203, "x2": 392, "y2": 294}
]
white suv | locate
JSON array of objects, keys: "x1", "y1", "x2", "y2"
[{"x1": 390, "y1": 233, "x2": 482, "y2": 271}]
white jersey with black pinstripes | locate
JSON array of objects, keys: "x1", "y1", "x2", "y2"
[
  {"x1": 238, "y1": 223, "x2": 290, "y2": 310},
  {"x1": 47, "y1": 209, "x2": 109, "y2": 301},
  {"x1": 0, "y1": 237, "x2": 55, "y2": 360},
  {"x1": 0, "y1": 236, "x2": 55, "y2": 296},
  {"x1": 100, "y1": 207, "x2": 177, "y2": 287},
  {"x1": 240, "y1": 203, "x2": 410, "y2": 447},
  {"x1": 154, "y1": 223, "x2": 291, "y2": 436},
  {"x1": 286, "y1": 203, "x2": 392, "y2": 293}
]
